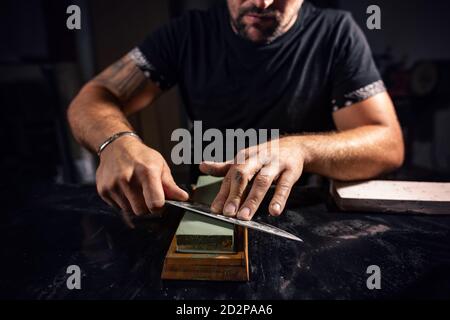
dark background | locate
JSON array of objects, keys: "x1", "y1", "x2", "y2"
[{"x1": 1, "y1": 0, "x2": 450, "y2": 209}]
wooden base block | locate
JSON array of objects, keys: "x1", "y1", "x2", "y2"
[
  {"x1": 161, "y1": 226, "x2": 249, "y2": 282},
  {"x1": 332, "y1": 180, "x2": 450, "y2": 215}
]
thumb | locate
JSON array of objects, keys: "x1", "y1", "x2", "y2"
[
  {"x1": 199, "y1": 161, "x2": 232, "y2": 177},
  {"x1": 161, "y1": 168, "x2": 189, "y2": 201}
]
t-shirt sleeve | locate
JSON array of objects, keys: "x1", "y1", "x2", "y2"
[
  {"x1": 128, "y1": 15, "x2": 188, "y2": 91},
  {"x1": 330, "y1": 13, "x2": 386, "y2": 112}
]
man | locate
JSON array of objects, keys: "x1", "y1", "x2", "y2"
[{"x1": 68, "y1": 0, "x2": 404, "y2": 222}]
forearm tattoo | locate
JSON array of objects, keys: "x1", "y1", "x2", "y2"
[{"x1": 93, "y1": 54, "x2": 147, "y2": 102}]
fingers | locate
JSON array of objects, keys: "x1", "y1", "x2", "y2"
[
  {"x1": 109, "y1": 190, "x2": 133, "y2": 213},
  {"x1": 210, "y1": 174, "x2": 231, "y2": 213},
  {"x1": 98, "y1": 167, "x2": 188, "y2": 219},
  {"x1": 139, "y1": 166, "x2": 189, "y2": 215},
  {"x1": 138, "y1": 169, "x2": 166, "y2": 213},
  {"x1": 237, "y1": 166, "x2": 277, "y2": 220},
  {"x1": 161, "y1": 167, "x2": 189, "y2": 201},
  {"x1": 199, "y1": 161, "x2": 233, "y2": 177},
  {"x1": 120, "y1": 181, "x2": 150, "y2": 216},
  {"x1": 97, "y1": 183, "x2": 132, "y2": 213},
  {"x1": 96, "y1": 144, "x2": 190, "y2": 223},
  {"x1": 97, "y1": 186, "x2": 135, "y2": 228},
  {"x1": 220, "y1": 157, "x2": 262, "y2": 217},
  {"x1": 269, "y1": 170, "x2": 298, "y2": 216}
]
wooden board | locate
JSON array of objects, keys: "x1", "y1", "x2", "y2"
[
  {"x1": 161, "y1": 226, "x2": 249, "y2": 281},
  {"x1": 332, "y1": 180, "x2": 450, "y2": 215}
]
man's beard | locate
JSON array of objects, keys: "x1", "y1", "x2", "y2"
[{"x1": 231, "y1": 5, "x2": 283, "y2": 44}]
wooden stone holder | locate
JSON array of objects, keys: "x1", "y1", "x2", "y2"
[{"x1": 161, "y1": 223, "x2": 249, "y2": 281}]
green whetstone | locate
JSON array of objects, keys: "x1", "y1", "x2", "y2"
[
  {"x1": 175, "y1": 176, "x2": 236, "y2": 254},
  {"x1": 192, "y1": 175, "x2": 224, "y2": 205}
]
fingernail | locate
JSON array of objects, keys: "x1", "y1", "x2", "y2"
[
  {"x1": 223, "y1": 203, "x2": 237, "y2": 216},
  {"x1": 211, "y1": 203, "x2": 221, "y2": 213},
  {"x1": 238, "y1": 207, "x2": 251, "y2": 219},
  {"x1": 272, "y1": 203, "x2": 281, "y2": 213}
]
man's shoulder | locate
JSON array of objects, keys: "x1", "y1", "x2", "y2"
[{"x1": 306, "y1": 2, "x2": 354, "y2": 28}]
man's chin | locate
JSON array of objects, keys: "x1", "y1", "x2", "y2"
[{"x1": 242, "y1": 26, "x2": 276, "y2": 43}]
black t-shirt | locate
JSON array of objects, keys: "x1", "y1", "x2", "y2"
[{"x1": 131, "y1": 1, "x2": 385, "y2": 134}]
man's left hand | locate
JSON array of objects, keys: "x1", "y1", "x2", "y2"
[{"x1": 199, "y1": 136, "x2": 305, "y2": 221}]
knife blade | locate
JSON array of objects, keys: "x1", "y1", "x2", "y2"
[{"x1": 166, "y1": 200, "x2": 303, "y2": 242}]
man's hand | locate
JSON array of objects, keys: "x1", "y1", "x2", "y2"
[
  {"x1": 68, "y1": 53, "x2": 190, "y2": 225},
  {"x1": 96, "y1": 136, "x2": 189, "y2": 220},
  {"x1": 199, "y1": 137, "x2": 305, "y2": 221},
  {"x1": 198, "y1": 93, "x2": 405, "y2": 222}
]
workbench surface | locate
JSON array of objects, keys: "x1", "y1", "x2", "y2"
[{"x1": 1, "y1": 183, "x2": 450, "y2": 299}]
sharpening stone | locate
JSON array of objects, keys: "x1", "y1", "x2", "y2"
[
  {"x1": 175, "y1": 176, "x2": 236, "y2": 254},
  {"x1": 175, "y1": 212, "x2": 235, "y2": 253}
]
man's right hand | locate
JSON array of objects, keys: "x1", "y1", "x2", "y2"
[
  {"x1": 95, "y1": 136, "x2": 189, "y2": 219},
  {"x1": 68, "y1": 53, "x2": 189, "y2": 223}
]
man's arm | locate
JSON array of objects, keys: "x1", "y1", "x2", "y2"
[
  {"x1": 68, "y1": 54, "x2": 161, "y2": 151},
  {"x1": 67, "y1": 54, "x2": 188, "y2": 220},
  {"x1": 200, "y1": 92, "x2": 404, "y2": 220},
  {"x1": 300, "y1": 91, "x2": 404, "y2": 181}
]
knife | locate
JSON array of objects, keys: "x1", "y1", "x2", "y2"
[{"x1": 166, "y1": 200, "x2": 303, "y2": 242}]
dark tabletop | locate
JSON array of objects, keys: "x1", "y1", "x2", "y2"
[{"x1": 1, "y1": 183, "x2": 450, "y2": 300}]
